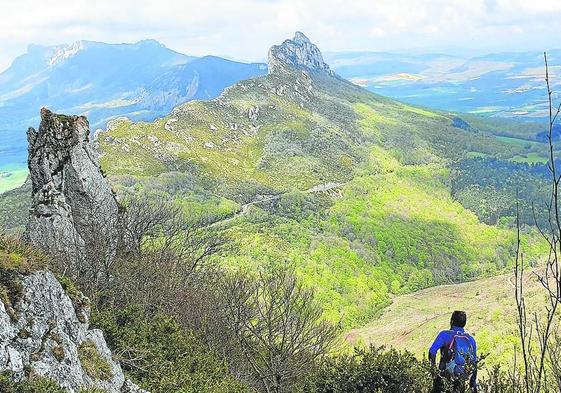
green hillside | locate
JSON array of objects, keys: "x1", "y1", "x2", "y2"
[
  {"x1": 96, "y1": 34, "x2": 549, "y2": 329},
  {"x1": 206, "y1": 148, "x2": 546, "y2": 328}
]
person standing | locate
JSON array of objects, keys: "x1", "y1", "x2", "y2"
[{"x1": 429, "y1": 311, "x2": 477, "y2": 393}]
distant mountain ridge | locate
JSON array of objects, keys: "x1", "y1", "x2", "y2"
[
  {"x1": 0, "y1": 39, "x2": 267, "y2": 174},
  {"x1": 325, "y1": 49, "x2": 561, "y2": 120}
]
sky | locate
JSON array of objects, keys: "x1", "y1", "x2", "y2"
[{"x1": 1, "y1": 0, "x2": 561, "y2": 72}]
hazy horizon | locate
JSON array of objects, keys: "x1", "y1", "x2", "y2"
[
  {"x1": 3, "y1": 36, "x2": 561, "y2": 75},
  {"x1": 2, "y1": 0, "x2": 561, "y2": 73}
]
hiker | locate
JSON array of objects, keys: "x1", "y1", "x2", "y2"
[{"x1": 428, "y1": 311, "x2": 477, "y2": 393}]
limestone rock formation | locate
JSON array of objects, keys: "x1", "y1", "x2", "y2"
[
  {"x1": 268, "y1": 31, "x2": 333, "y2": 75},
  {"x1": 24, "y1": 108, "x2": 119, "y2": 262},
  {"x1": 7, "y1": 109, "x2": 149, "y2": 392},
  {"x1": 0, "y1": 269, "x2": 147, "y2": 393}
]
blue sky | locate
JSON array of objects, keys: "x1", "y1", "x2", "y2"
[{"x1": 1, "y1": 0, "x2": 561, "y2": 71}]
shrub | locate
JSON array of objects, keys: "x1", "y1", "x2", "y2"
[
  {"x1": 0, "y1": 371, "x2": 65, "y2": 393},
  {"x1": 91, "y1": 306, "x2": 250, "y2": 393},
  {"x1": 309, "y1": 346, "x2": 432, "y2": 392},
  {"x1": 0, "y1": 234, "x2": 49, "y2": 321},
  {"x1": 0, "y1": 233, "x2": 48, "y2": 273},
  {"x1": 58, "y1": 275, "x2": 90, "y2": 323}
]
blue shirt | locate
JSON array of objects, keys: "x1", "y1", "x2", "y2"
[{"x1": 429, "y1": 326, "x2": 477, "y2": 365}]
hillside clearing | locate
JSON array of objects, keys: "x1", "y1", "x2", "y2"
[{"x1": 345, "y1": 268, "x2": 546, "y2": 366}]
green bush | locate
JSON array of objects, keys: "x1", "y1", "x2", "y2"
[
  {"x1": 307, "y1": 346, "x2": 526, "y2": 393},
  {"x1": 58, "y1": 275, "x2": 90, "y2": 323},
  {"x1": 309, "y1": 346, "x2": 432, "y2": 392},
  {"x1": 0, "y1": 233, "x2": 48, "y2": 273},
  {"x1": 0, "y1": 233, "x2": 50, "y2": 321},
  {"x1": 91, "y1": 306, "x2": 250, "y2": 393},
  {"x1": 0, "y1": 371, "x2": 65, "y2": 393},
  {"x1": 78, "y1": 340, "x2": 113, "y2": 381}
]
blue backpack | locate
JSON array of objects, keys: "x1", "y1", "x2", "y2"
[{"x1": 445, "y1": 332, "x2": 476, "y2": 376}]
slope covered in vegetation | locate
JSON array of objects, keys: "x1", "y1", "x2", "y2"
[
  {"x1": 346, "y1": 267, "x2": 548, "y2": 368},
  {"x1": 97, "y1": 33, "x2": 546, "y2": 328}
]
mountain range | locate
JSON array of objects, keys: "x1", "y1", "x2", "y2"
[
  {"x1": 94, "y1": 31, "x2": 548, "y2": 332},
  {"x1": 0, "y1": 39, "x2": 267, "y2": 184},
  {"x1": 2, "y1": 39, "x2": 561, "y2": 196}
]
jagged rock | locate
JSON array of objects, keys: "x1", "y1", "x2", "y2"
[
  {"x1": 164, "y1": 118, "x2": 178, "y2": 132},
  {"x1": 147, "y1": 135, "x2": 160, "y2": 146},
  {"x1": 248, "y1": 105, "x2": 260, "y2": 123},
  {"x1": 24, "y1": 108, "x2": 119, "y2": 264},
  {"x1": 268, "y1": 31, "x2": 333, "y2": 75},
  {"x1": 0, "y1": 270, "x2": 144, "y2": 392}
]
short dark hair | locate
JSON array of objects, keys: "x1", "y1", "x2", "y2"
[{"x1": 451, "y1": 311, "x2": 467, "y2": 328}]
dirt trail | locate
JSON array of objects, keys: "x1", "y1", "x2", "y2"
[{"x1": 208, "y1": 182, "x2": 345, "y2": 228}]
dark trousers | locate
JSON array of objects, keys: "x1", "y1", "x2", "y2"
[{"x1": 431, "y1": 375, "x2": 466, "y2": 393}]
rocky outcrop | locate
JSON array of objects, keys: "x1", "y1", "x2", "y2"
[
  {"x1": 24, "y1": 108, "x2": 119, "y2": 263},
  {"x1": 268, "y1": 31, "x2": 333, "y2": 75},
  {"x1": 8, "y1": 109, "x2": 149, "y2": 392},
  {"x1": 0, "y1": 269, "x2": 146, "y2": 392}
]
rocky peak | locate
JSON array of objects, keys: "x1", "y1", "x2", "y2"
[
  {"x1": 8, "y1": 109, "x2": 147, "y2": 391},
  {"x1": 24, "y1": 108, "x2": 119, "y2": 264},
  {"x1": 48, "y1": 41, "x2": 85, "y2": 66},
  {"x1": 293, "y1": 31, "x2": 311, "y2": 44},
  {"x1": 268, "y1": 31, "x2": 333, "y2": 75}
]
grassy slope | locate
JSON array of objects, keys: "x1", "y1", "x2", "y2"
[
  {"x1": 345, "y1": 267, "x2": 547, "y2": 366},
  {"x1": 97, "y1": 66, "x2": 545, "y2": 329},
  {"x1": 0, "y1": 180, "x2": 30, "y2": 233}
]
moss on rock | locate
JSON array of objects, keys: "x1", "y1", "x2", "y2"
[{"x1": 78, "y1": 340, "x2": 113, "y2": 381}]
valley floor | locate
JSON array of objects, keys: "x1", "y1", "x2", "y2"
[{"x1": 0, "y1": 164, "x2": 27, "y2": 194}]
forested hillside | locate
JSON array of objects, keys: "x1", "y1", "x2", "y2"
[{"x1": 97, "y1": 32, "x2": 547, "y2": 328}]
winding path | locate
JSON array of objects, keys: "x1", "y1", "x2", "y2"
[{"x1": 208, "y1": 182, "x2": 345, "y2": 228}]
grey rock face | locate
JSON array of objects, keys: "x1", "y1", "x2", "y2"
[
  {"x1": 268, "y1": 31, "x2": 333, "y2": 75},
  {"x1": 24, "y1": 108, "x2": 119, "y2": 264},
  {"x1": 122, "y1": 379, "x2": 150, "y2": 393},
  {"x1": 0, "y1": 270, "x2": 144, "y2": 392}
]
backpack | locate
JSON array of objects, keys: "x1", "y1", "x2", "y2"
[{"x1": 444, "y1": 332, "x2": 476, "y2": 376}]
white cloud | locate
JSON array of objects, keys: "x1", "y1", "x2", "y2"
[{"x1": 0, "y1": 0, "x2": 560, "y2": 72}]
